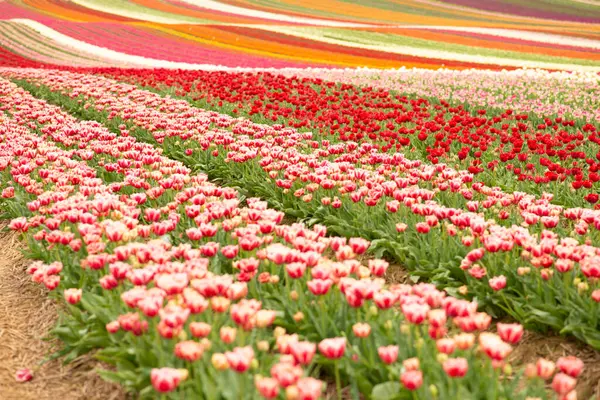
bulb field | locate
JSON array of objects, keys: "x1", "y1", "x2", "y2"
[{"x1": 1, "y1": 1, "x2": 600, "y2": 399}]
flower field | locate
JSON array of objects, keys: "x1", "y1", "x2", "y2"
[{"x1": 1, "y1": 1, "x2": 600, "y2": 400}]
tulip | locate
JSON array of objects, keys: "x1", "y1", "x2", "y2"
[
  {"x1": 436, "y1": 338, "x2": 455, "y2": 354},
  {"x1": 443, "y1": 358, "x2": 468, "y2": 378},
  {"x1": 150, "y1": 368, "x2": 184, "y2": 393},
  {"x1": 174, "y1": 340, "x2": 204, "y2": 362},
  {"x1": 15, "y1": 368, "x2": 33, "y2": 383},
  {"x1": 402, "y1": 303, "x2": 429, "y2": 324},
  {"x1": 220, "y1": 327, "x2": 237, "y2": 344},
  {"x1": 479, "y1": 333, "x2": 512, "y2": 361},
  {"x1": 296, "y1": 378, "x2": 323, "y2": 400},
  {"x1": 403, "y1": 358, "x2": 420, "y2": 371},
  {"x1": 496, "y1": 323, "x2": 524, "y2": 344},
  {"x1": 271, "y1": 362, "x2": 302, "y2": 387},
  {"x1": 63, "y1": 288, "x2": 82, "y2": 305},
  {"x1": 225, "y1": 346, "x2": 254, "y2": 373},
  {"x1": 453, "y1": 333, "x2": 475, "y2": 350},
  {"x1": 536, "y1": 358, "x2": 556, "y2": 379},
  {"x1": 489, "y1": 275, "x2": 507, "y2": 291},
  {"x1": 377, "y1": 345, "x2": 399, "y2": 364},
  {"x1": 318, "y1": 337, "x2": 346, "y2": 359},
  {"x1": 368, "y1": 259, "x2": 389, "y2": 277},
  {"x1": 106, "y1": 320, "x2": 120, "y2": 334},
  {"x1": 290, "y1": 341, "x2": 316, "y2": 365},
  {"x1": 307, "y1": 279, "x2": 333, "y2": 296},
  {"x1": 395, "y1": 223, "x2": 407, "y2": 232},
  {"x1": 352, "y1": 323, "x2": 371, "y2": 338},
  {"x1": 551, "y1": 373, "x2": 577, "y2": 395},
  {"x1": 190, "y1": 322, "x2": 211, "y2": 338},
  {"x1": 211, "y1": 353, "x2": 229, "y2": 370},
  {"x1": 256, "y1": 377, "x2": 280, "y2": 399},
  {"x1": 556, "y1": 356, "x2": 584, "y2": 378},
  {"x1": 400, "y1": 370, "x2": 423, "y2": 391}
]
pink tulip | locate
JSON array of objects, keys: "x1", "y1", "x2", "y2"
[
  {"x1": 489, "y1": 275, "x2": 507, "y2": 291},
  {"x1": 556, "y1": 356, "x2": 584, "y2": 378},
  {"x1": 443, "y1": 358, "x2": 468, "y2": 378},
  {"x1": 400, "y1": 370, "x2": 423, "y2": 391},
  {"x1": 377, "y1": 345, "x2": 399, "y2": 364},
  {"x1": 497, "y1": 323, "x2": 524, "y2": 344},
  {"x1": 150, "y1": 368, "x2": 183, "y2": 393},
  {"x1": 318, "y1": 337, "x2": 346, "y2": 359},
  {"x1": 15, "y1": 368, "x2": 33, "y2": 383},
  {"x1": 64, "y1": 288, "x2": 82, "y2": 305}
]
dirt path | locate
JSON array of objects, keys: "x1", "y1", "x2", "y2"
[{"x1": 0, "y1": 227, "x2": 125, "y2": 400}]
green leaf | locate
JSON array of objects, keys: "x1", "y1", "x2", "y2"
[{"x1": 371, "y1": 382, "x2": 402, "y2": 400}]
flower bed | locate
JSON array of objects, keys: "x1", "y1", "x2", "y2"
[
  {"x1": 1, "y1": 76, "x2": 582, "y2": 399},
  {"x1": 88, "y1": 67, "x2": 600, "y2": 207},
  {"x1": 5, "y1": 68, "x2": 600, "y2": 353}
]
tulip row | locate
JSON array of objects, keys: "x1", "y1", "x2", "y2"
[
  {"x1": 87, "y1": 67, "x2": 600, "y2": 207},
  {"x1": 275, "y1": 68, "x2": 600, "y2": 125},
  {"x1": 0, "y1": 77, "x2": 575, "y2": 399},
  {"x1": 7, "y1": 68, "x2": 600, "y2": 350}
]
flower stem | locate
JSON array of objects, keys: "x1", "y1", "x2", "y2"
[{"x1": 335, "y1": 361, "x2": 342, "y2": 400}]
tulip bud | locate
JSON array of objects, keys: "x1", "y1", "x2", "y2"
[
  {"x1": 436, "y1": 353, "x2": 448, "y2": 363},
  {"x1": 290, "y1": 290, "x2": 299, "y2": 301},
  {"x1": 384, "y1": 320, "x2": 393, "y2": 330},
  {"x1": 293, "y1": 312, "x2": 304, "y2": 322},
  {"x1": 577, "y1": 282, "x2": 589, "y2": 294},
  {"x1": 257, "y1": 340, "x2": 270, "y2": 352},
  {"x1": 286, "y1": 385, "x2": 299, "y2": 400},
  {"x1": 403, "y1": 358, "x2": 420, "y2": 371},
  {"x1": 458, "y1": 285, "x2": 468, "y2": 295},
  {"x1": 274, "y1": 327, "x2": 286, "y2": 338},
  {"x1": 400, "y1": 323, "x2": 410, "y2": 334},
  {"x1": 211, "y1": 353, "x2": 229, "y2": 370},
  {"x1": 525, "y1": 363, "x2": 537, "y2": 379},
  {"x1": 429, "y1": 384, "x2": 438, "y2": 397},
  {"x1": 200, "y1": 338, "x2": 212, "y2": 351},
  {"x1": 250, "y1": 359, "x2": 259, "y2": 370},
  {"x1": 177, "y1": 369, "x2": 189, "y2": 381},
  {"x1": 220, "y1": 327, "x2": 236, "y2": 344}
]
